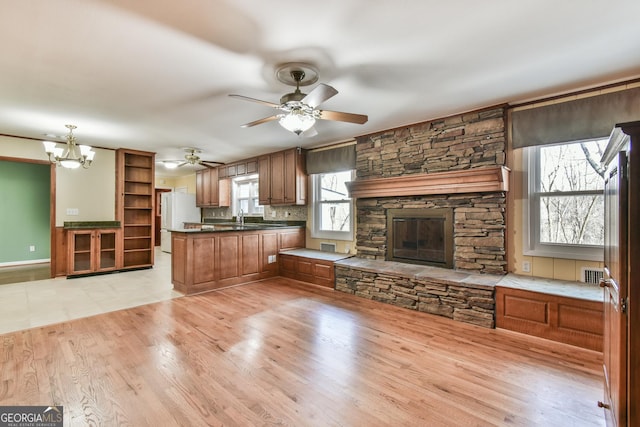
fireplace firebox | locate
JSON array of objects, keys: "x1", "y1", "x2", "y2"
[{"x1": 386, "y1": 208, "x2": 453, "y2": 268}]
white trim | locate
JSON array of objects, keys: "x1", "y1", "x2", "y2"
[
  {"x1": 310, "y1": 171, "x2": 354, "y2": 241},
  {"x1": 0, "y1": 259, "x2": 50, "y2": 267}
]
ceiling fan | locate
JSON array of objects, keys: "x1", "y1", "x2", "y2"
[
  {"x1": 161, "y1": 148, "x2": 224, "y2": 170},
  {"x1": 229, "y1": 63, "x2": 368, "y2": 136}
]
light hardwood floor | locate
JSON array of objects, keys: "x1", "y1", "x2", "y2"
[{"x1": 0, "y1": 277, "x2": 604, "y2": 426}]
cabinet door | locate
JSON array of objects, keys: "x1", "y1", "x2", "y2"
[
  {"x1": 202, "y1": 168, "x2": 212, "y2": 206},
  {"x1": 258, "y1": 155, "x2": 271, "y2": 205},
  {"x1": 218, "y1": 178, "x2": 231, "y2": 207},
  {"x1": 208, "y1": 168, "x2": 219, "y2": 207},
  {"x1": 269, "y1": 151, "x2": 285, "y2": 205},
  {"x1": 97, "y1": 230, "x2": 118, "y2": 271},
  {"x1": 68, "y1": 230, "x2": 94, "y2": 275},
  {"x1": 283, "y1": 148, "x2": 307, "y2": 205},
  {"x1": 602, "y1": 150, "x2": 628, "y2": 427}
]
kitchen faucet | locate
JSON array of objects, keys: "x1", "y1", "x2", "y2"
[{"x1": 237, "y1": 208, "x2": 244, "y2": 225}]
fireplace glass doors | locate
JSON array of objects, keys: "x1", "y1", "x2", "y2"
[{"x1": 386, "y1": 208, "x2": 453, "y2": 268}]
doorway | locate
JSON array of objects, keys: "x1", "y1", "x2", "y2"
[{"x1": 0, "y1": 157, "x2": 55, "y2": 284}]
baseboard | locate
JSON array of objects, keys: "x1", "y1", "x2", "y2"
[{"x1": 0, "y1": 259, "x2": 50, "y2": 268}]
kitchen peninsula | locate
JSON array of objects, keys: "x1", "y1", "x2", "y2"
[{"x1": 170, "y1": 222, "x2": 305, "y2": 295}]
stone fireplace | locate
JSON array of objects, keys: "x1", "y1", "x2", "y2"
[
  {"x1": 386, "y1": 208, "x2": 453, "y2": 268},
  {"x1": 334, "y1": 106, "x2": 509, "y2": 328}
]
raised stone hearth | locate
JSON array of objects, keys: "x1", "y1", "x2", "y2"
[{"x1": 335, "y1": 258, "x2": 501, "y2": 328}]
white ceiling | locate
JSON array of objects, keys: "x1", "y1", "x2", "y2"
[{"x1": 2, "y1": 0, "x2": 640, "y2": 176}]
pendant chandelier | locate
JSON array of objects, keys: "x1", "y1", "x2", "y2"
[{"x1": 43, "y1": 124, "x2": 95, "y2": 169}]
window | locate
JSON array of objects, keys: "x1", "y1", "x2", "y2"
[
  {"x1": 311, "y1": 170, "x2": 354, "y2": 240},
  {"x1": 524, "y1": 138, "x2": 607, "y2": 260},
  {"x1": 233, "y1": 174, "x2": 263, "y2": 216}
]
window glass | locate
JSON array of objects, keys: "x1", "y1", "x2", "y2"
[
  {"x1": 311, "y1": 170, "x2": 354, "y2": 240},
  {"x1": 233, "y1": 175, "x2": 263, "y2": 216},
  {"x1": 524, "y1": 138, "x2": 607, "y2": 260}
]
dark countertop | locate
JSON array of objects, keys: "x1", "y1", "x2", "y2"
[
  {"x1": 170, "y1": 221, "x2": 305, "y2": 233},
  {"x1": 64, "y1": 221, "x2": 121, "y2": 229}
]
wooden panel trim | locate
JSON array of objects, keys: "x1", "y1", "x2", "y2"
[
  {"x1": 346, "y1": 166, "x2": 510, "y2": 199},
  {"x1": 496, "y1": 286, "x2": 603, "y2": 352}
]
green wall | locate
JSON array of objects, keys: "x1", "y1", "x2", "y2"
[{"x1": 0, "y1": 161, "x2": 50, "y2": 263}]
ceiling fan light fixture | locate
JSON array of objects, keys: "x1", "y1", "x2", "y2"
[{"x1": 279, "y1": 110, "x2": 315, "y2": 135}]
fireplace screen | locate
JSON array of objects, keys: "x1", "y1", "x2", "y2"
[{"x1": 386, "y1": 208, "x2": 453, "y2": 268}]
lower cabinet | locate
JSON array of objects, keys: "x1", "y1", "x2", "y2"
[
  {"x1": 171, "y1": 228, "x2": 305, "y2": 295},
  {"x1": 279, "y1": 254, "x2": 336, "y2": 288},
  {"x1": 67, "y1": 228, "x2": 120, "y2": 277},
  {"x1": 495, "y1": 286, "x2": 603, "y2": 351}
]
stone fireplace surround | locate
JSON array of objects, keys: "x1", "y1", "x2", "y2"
[{"x1": 335, "y1": 106, "x2": 509, "y2": 328}]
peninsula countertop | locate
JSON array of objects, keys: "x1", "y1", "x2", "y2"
[{"x1": 172, "y1": 220, "x2": 305, "y2": 233}]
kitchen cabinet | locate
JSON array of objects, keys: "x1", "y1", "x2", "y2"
[
  {"x1": 116, "y1": 149, "x2": 155, "y2": 270},
  {"x1": 196, "y1": 168, "x2": 231, "y2": 207},
  {"x1": 258, "y1": 148, "x2": 307, "y2": 206},
  {"x1": 219, "y1": 158, "x2": 258, "y2": 178},
  {"x1": 171, "y1": 226, "x2": 304, "y2": 295},
  {"x1": 67, "y1": 228, "x2": 120, "y2": 276}
]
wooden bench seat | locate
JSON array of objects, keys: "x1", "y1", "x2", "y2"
[
  {"x1": 279, "y1": 249, "x2": 352, "y2": 288},
  {"x1": 496, "y1": 275, "x2": 603, "y2": 352}
]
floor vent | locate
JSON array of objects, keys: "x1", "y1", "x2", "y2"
[
  {"x1": 320, "y1": 242, "x2": 336, "y2": 252},
  {"x1": 581, "y1": 267, "x2": 603, "y2": 284}
]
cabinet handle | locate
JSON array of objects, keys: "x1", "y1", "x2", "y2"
[
  {"x1": 597, "y1": 401, "x2": 610, "y2": 409},
  {"x1": 599, "y1": 278, "x2": 611, "y2": 288}
]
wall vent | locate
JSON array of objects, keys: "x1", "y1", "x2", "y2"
[
  {"x1": 581, "y1": 267, "x2": 604, "y2": 285},
  {"x1": 320, "y1": 242, "x2": 336, "y2": 253}
]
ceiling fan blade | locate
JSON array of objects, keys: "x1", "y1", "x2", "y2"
[
  {"x1": 318, "y1": 109, "x2": 368, "y2": 124},
  {"x1": 177, "y1": 161, "x2": 188, "y2": 167},
  {"x1": 201, "y1": 160, "x2": 225, "y2": 166},
  {"x1": 228, "y1": 94, "x2": 281, "y2": 109},
  {"x1": 302, "y1": 84, "x2": 338, "y2": 108},
  {"x1": 240, "y1": 115, "x2": 279, "y2": 128}
]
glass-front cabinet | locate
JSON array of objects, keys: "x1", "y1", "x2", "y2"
[{"x1": 67, "y1": 227, "x2": 120, "y2": 276}]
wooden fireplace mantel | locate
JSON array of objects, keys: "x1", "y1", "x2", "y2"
[{"x1": 346, "y1": 166, "x2": 510, "y2": 199}]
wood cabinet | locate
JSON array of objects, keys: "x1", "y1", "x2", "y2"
[
  {"x1": 495, "y1": 286, "x2": 603, "y2": 351},
  {"x1": 116, "y1": 149, "x2": 155, "y2": 270},
  {"x1": 67, "y1": 228, "x2": 120, "y2": 276},
  {"x1": 279, "y1": 254, "x2": 336, "y2": 288},
  {"x1": 258, "y1": 148, "x2": 307, "y2": 206},
  {"x1": 196, "y1": 168, "x2": 231, "y2": 207},
  {"x1": 219, "y1": 158, "x2": 258, "y2": 178},
  {"x1": 171, "y1": 227, "x2": 305, "y2": 295},
  {"x1": 600, "y1": 121, "x2": 639, "y2": 427}
]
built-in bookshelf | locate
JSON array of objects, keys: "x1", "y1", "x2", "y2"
[{"x1": 116, "y1": 149, "x2": 155, "y2": 269}]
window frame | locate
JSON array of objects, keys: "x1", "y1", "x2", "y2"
[
  {"x1": 310, "y1": 170, "x2": 355, "y2": 241},
  {"x1": 522, "y1": 141, "x2": 604, "y2": 261},
  {"x1": 232, "y1": 174, "x2": 263, "y2": 217}
]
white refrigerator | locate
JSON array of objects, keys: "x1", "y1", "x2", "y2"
[{"x1": 160, "y1": 192, "x2": 201, "y2": 253}]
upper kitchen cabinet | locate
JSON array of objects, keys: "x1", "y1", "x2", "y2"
[
  {"x1": 116, "y1": 149, "x2": 155, "y2": 270},
  {"x1": 219, "y1": 158, "x2": 258, "y2": 178},
  {"x1": 196, "y1": 168, "x2": 231, "y2": 208},
  {"x1": 259, "y1": 148, "x2": 307, "y2": 206}
]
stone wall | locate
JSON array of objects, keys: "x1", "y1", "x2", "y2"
[
  {"x1": 352, "y1": 105, "x2": 507, "y2": 275},
  {"x1": 355, "y1": 107, "x2": 506, "y2": 179}
]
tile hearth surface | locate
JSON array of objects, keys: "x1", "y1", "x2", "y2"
[{"x1": 0, "y1": 249, "x2": 182, "y2": 335}]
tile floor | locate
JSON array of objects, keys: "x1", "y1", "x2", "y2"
[{"x1": 0, "y1": 248, "x2": 182, "y2": 335}]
